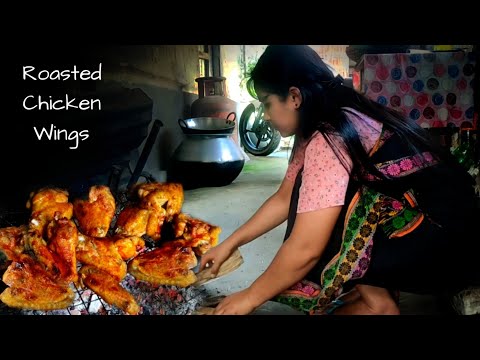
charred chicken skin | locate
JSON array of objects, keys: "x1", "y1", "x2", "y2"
[
  {"x1": 128, "y1": 240, "x2": 197, "y2": 287},
  {"x1": 73, "y1": 185, "x2": 116, "y2": 238},
  {"x1": 80, "y1": 265, "x2": 140, "y2": 315}
]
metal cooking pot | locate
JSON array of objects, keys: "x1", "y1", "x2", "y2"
[
  {"x1": 168, "y1": 112, "x2": 245, "y2": 189},
  {"x1": 178, "y1": 112, "x2": 236, "y2": 135}
]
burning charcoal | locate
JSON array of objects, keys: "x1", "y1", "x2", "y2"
[
  {"x1": 118, "y1": 274, "x2": 208, "y2": 315},
  {"x1": 49, "y1": 309, "x2": 70, "y2": 315}
]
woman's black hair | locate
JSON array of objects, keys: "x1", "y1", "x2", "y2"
[{"x1": 246, "y1": 45, "x2": 449, "y2": 181}]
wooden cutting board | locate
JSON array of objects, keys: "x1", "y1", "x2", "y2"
[{"x1": 192, "y1": 248, "x2": 244, "y2": 287}]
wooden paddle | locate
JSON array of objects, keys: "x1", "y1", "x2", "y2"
[{"x1": 192, "y1": 248, "x2": 244, "y2": 287}]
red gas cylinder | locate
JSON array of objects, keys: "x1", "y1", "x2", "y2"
[{"x1": 191, "y1": 76, "x2": 239, "y2": 142}]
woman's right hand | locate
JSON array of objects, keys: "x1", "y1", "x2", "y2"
[{"x1": 199, "y1": 241, "x2": 237, "y2": 276}]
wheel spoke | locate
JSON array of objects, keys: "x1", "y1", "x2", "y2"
[{"x1": 240, "y1": 102, "x2": 280, "y2": 154}]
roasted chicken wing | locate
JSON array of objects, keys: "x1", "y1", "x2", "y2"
[
  {"x1": 0, "y1": 254, "x2": 74, "y2": 311},
  {"x1": 80, "y1": 265, "x2": 140, "y2": 315},
  {"x1": 26, "y1": 188, "x2": 73, "y2": 236},
  {"x1": 46, "y1": 218, "x2": 79, "y2": 283},
  {"x1": 73, "y1": 185, "x2": 116, "y2": 237},
  {"x1": 128, "y1": 240, "x2": 197, "y2": 287},
  {"x1": 145, "y1": 209, "x2": 167, "y2": 241},
  {"x1": 76, "y1": 233, "x2": 127, "y2": 281},
  {"x1": 172, "y1": 213, "x2": 221, "y2": 255},
  {"x1": 115, "y1": 206, "x2": 149, "y2": 237},
  {"x1": 134, "y1": 182, "x2": 184, "y2": 220},
  {"x1": 119, "y1": 182, "x2": 183, "y2": 241},
  {"x1": 0, "y1": 226, "x2": 27, "y2": 261},
  {"x1": 113, "y1": 236, "x2": 145, "y2": 261}
]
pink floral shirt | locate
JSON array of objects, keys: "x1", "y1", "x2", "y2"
[{"x1": 285, "y1": 108, "x2": 383, "y2": 213}]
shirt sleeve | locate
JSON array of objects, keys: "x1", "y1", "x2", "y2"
[
  {"x1": 297, "y1": 133, "x2": 352, "y2": 213},
  {"x1": 285, "y1": 140, "x2": 307, "y2": 182}
]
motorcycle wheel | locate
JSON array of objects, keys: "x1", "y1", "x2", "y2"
[{"x1": 239, "y1": 103, "x2": 281, "y2": 156}]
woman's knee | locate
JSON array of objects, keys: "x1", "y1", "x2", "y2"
[{"x1": 355, "y1": 284, "x2": 400, "y2": 315}]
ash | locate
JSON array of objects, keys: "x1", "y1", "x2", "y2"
[{"x1": 119, "y1": 274, "x2": 208, "y2": 315}]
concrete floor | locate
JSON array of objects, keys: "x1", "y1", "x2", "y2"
[{"x1": 179, "y1": 149, "x2": 453, "y2": 315}]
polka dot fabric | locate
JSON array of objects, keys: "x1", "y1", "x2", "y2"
[
  {"x1": 285, "y1": 108, "x2": 382, "y2": 213},
  {"x1": 362, "y1": 51, "x2": 476, "y2": 128}
]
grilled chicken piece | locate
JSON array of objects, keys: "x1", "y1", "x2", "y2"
[
  {"x1": 0, "y1": 254, "x2": 74, "y2": 310},
  {"x1": 73, "y1": 185, "x2": 116, "y2": 238},
  {"x1": 145, "y1": 209, "x2": 167, "y2": 241},
  {"x1": 190, "y1": 228, "x2": 221, "y2": 256},
  {"x1": 113, "y1": 236, "x2": 145, "y2": 261},
  {"x1": 76, "y1": 233, "x2": 127, "y2": 281},
  {"x1": 115, "y1": 206, "x2": 167, "y2": 242},
  {"x1": 80, "y1": 265, "x2": 140, "y2": 315},
  {"x1": 24, "y1": 230, "x2": 59, "y2": 276},
  {"x1": 173, "y1": 213, "x2": 188, "y2": 238},
  {"x1": 120, "y1": 182, "x2": 183, "y2": 241},
  {"x1": 115, "y1": 206, "x2": 149, "y2": 237},
  {"x1": 172, "y1": 213, "x2": 221, "y2": 255},
  {"x1": 134, "y1": 182, "x2": 184, "y2": 220},
  {"x1": 46, "y1": 218, "x2": 79, "y2": 283},
  {"x1": 26, "y1": 188, "x2": 73, "y2": 236},
  {"x1": 128, "y1": 240, "x2": 197, "y2": 287},
  {"x1": 0, "y1": 226, "x2": 27, "y2": 261}
]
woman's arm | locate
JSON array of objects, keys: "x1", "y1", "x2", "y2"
[
  {"x1": 199, "y1": 176, "x2": 296, "y2": 273},
  {"x1": 213, "y1": 205, "x2": 343, "y2": 314},
  {"x1": 248, "y1": 205, "x2": 342, "y2": 305},
  {"x1": 222, "y1": 176, "x2": 295, "y2": 250}
]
